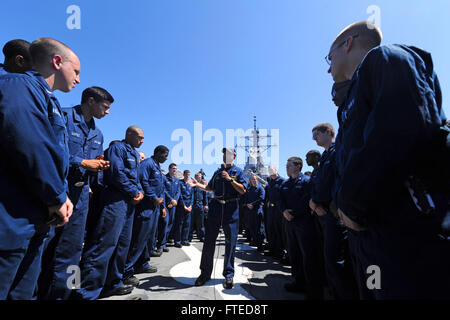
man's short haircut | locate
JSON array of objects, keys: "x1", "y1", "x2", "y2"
[
  {"x1": 109, "y1": 140, "x2": 121, "y2": 147},
  {"x1": 306, "y1": 150, "x2": 321, "y2": 158},
  {"x1": 29, "y1": 37, "x2": 74, "y2": 67},
  {"x1": 288, "y1": 156, "x2": 303, "y2": 169},
  {"x1": 312, "y1": 123, "x2": 335, "y2": 137},
  {"x1": 154, "y1": 145, "x2": 169, "y2": 155},
  {"x1": 169, "y1": 163, "x2": 177, "y2": 169},
  {"x1": 183, "y1": 170, "x2": 190, "y2": 175},
  {"x1": 334, "y1": 21, "x2": 382, "y2": 52},
  {"x1": 195, "y1": 172, "x2": 202, "y2": 178},
  {"x1": 81, "y1": 86, "x2": 114, "y2": 104},
  {"x1": 2, "y1": 39, "x2": 31, "y2": 61}
]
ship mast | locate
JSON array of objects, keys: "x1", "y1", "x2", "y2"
[{"x1": 236, "y1": 116, "x2": 276, "y2": 183}]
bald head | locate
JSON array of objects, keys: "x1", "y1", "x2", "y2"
[
  {"x1": 126, "y1": 125, "x2": 143, "y2": 136},
  {"x1": 328, "y1": 21, "x2": 383, "y2": 82},
  {"x1": 125, "y1": 125, "x2": 144, "y2": 148},
  {"x1": 333, "y1": 21, "x2": 382, "y2": 53}
]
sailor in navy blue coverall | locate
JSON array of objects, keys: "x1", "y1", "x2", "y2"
[
  {"x1": 155, "y1": 174, "x2": 171, "y2": 254},
  {"x1": 192, "y1": 148, "x2": 248, "y2": 290},
  {"x1": 0, "y1": 38, "x2": 80, "y2": 299},
  {"x1": 37, "y1": 87, "x2": 113, "y2": 300},
  {"x1": 189, "y1": 172, "x2": 209, "y2": 242},
  {"x1": 75, "y1": 126, "x2": 144, "y2": 299},
  {"x1": 162, "y1": 163, "x2": 181, "y2": 247},
  {"x1": 123, "y1": 146, "x2": 169, "y2": 282},
  {"x1": 243, "y1": 175, "x2": 265, "y2": 250},
  {"x1": 328, "y1": 21, "x2": 449, "y2": 299},
  {"x1": 264, "y1": 166, "x2": 286, "y2": 260},
  {"x1": 174, "y1": 170, "x2": 195, "y2": 246},
  {"x1": 308, "y1": 125, "x2": 358, "y2": 300},
  {"x1": 84, "y1": 140, "x2": 121, "y2": 241},
  {"x1": 280, "y1": 157, "x2": 324, "y2": 299}
]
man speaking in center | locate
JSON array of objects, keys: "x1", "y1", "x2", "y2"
[{"x1": 190, "y1": 148, "x2": 248, "y2": 289}]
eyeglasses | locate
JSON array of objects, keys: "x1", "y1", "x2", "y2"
[{"x1": 325, "y1": 34, "x2": 359, "y2": 66}]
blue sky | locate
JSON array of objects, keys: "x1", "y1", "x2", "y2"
[{"x1": 2, "y1": 0, "x2": 449, "y2": 179}]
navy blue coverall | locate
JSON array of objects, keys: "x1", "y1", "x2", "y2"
[
  {"x1": 334, "y1": 44, "x2": 450, "y2": 299},
  {"x1": 156, "y1": 174, "x2": 178, "y2": 250},
  {"x1": 189, "y1": 187, "x2": 209, "y2": 241},
  {"x1": 264, "y1": 176, "x2": 286, "y2": 259},
  {"x1": 164, "y1": 173, "x2": 181, "y2": 245},
  {"x1": 76, "y1": 140, "x2": 141, "y2": 300},
  {"x1": 124, "y1": 156, "x2": 165, "y2": 279},
  {"x1": 199, "y1": 165, "x2": 248, "y2": 279},
  {"x1": 0, "y1": 71, "x2": 69, "y2": 300},
  {"x1": 310, "y1": 142, "x2": 358, "y2": 300},
  {"x1": 242, "y1": 184, "x2": 265, "y2": 248},
  {"x1": 84, "y1": 164, "x2": 106, "y2": 241},
  {"x1": 174, "y1": 180, "x2": 194, "y2": 245},
  {"x1": 280, "y1": 173, "x2": 324, "y2": 299},
  {"x1": 38, "y1": 105, "x2": 104, "y2": 300}
]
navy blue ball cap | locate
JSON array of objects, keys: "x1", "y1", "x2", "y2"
[{"x1": 222, "y1": 147, "x2": 236, "y2": 154}]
